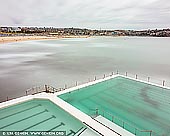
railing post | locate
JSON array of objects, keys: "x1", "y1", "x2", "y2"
[
  {"x1": 163, "y1": 80, "x2": 165, "y2": 86},
  {"x1": 45, "y1": 85, "x2": 49, "y2": 93},
  {"x1": 32, "y1": 87, "x2": 34, "y2": 94},
  {"x1": 36, "y1": 87, "x2": 38, "y2": 93},
  {"x1": 94, "y1": 76, "x2": 96, "y2": 81},
  {"x1": 65, "y1": 84, "x2": 67, "y2": 89},
  {"x1": 135, "y1": 128, "x2": 137, "y2": 135},
  {"x1": 96, "y1": 108, "x2": 98, "y2": 116},
  {"x1": 75, "y1": 81, "x2": 78, "y2": 86},
  {"x1": 112, "y1": 116, "x2": 114, "y2": 122},
  {"x1": 148, "y1": 77, "x2": 150, "y2": 82},
  {"x1": 122, "y1": 121, "x2": 125, "y2": 128}
]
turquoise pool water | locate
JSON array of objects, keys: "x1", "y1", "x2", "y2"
[
  {"x1": 59, "y1": 76, "x2": 170, "y2": 136},
  {"x1": 0, "y1": 99, "x2": 86, "y2": 136}
]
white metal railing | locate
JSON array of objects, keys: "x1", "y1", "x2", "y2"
[
  {"x1": 2, "y1": 71, "x2": 170, "y2": 103},
  {"x1": 90, "y1": 108, "x2": 159, "y2": 136}
]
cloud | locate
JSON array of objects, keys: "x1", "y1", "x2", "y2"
[{"x1": 0, "y1": 0, "x2": 170, "y2": 29}]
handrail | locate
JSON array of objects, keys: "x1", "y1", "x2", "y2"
[
  {"x1": 76, "y1": 127, "x2": 87, "y2": 136},
  {"x1": 2, "y1": 84, "x2": 65, "y2": 102},
  {"x1": 25, "y1": 85, "x2": 63, "y2": 96},
  {"x1": 83, "y1": 122, "x2": 104, "y2": 136},
  {"x1": 89, "y1": 108, "x2": 160, "y2": 136},
  {"x1": 26, "y1": 85, "x2": 44, "y2": 95},
  {"x1": 92, "y1": 117, "x2": 122, "y2": 136}
]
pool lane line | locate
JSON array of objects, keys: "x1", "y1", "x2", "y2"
[
  {"x1": 0, "y1": 104, "x2": 42, "y2": 120},
  {"x1": 22, "y1": 115, "x2": 56, "y2": 131},
  {"x1": 26, "y1": 122, "x2": 65, "y2": 136},
  {"x1": 48, "y1": 122, "x2": 65, "y2": 131},
  {"x1": 0, "y1": 109, "x2": 48, "y2": 130}
]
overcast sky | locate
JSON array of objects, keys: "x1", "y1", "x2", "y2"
[{"x1": 0, "y1": 0, "x2": 170, "y2": 29}]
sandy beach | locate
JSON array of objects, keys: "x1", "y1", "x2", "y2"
[
  {"x1": 0, "y1": 35, "x2": 90, "y2": 44},
  {"x1": 0, "y1": 36, "x2": 59, "y2": 44}
]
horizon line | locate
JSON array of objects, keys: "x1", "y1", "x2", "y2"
[{"x1": 0, "y1": 26, "x2": 170, "y2": 31}]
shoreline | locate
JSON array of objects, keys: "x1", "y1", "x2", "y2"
[
  {"x1": 1, "y1": 35, "x2": 168, "y2": 44},
  {"x1": 0, "y1": 35, "x2": 90, "y2": 44}
]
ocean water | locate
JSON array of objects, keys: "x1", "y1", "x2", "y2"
[{"x1": 0, "y1": 36, "x2": 170, "y2": 101}]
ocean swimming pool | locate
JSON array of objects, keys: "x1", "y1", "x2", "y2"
[
  {"x1": 59, "y1": 76, "x2": 170, "y2": 136},
  {"x1": 0, "y1": 99, "x2": 87, "y2": 136}
]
